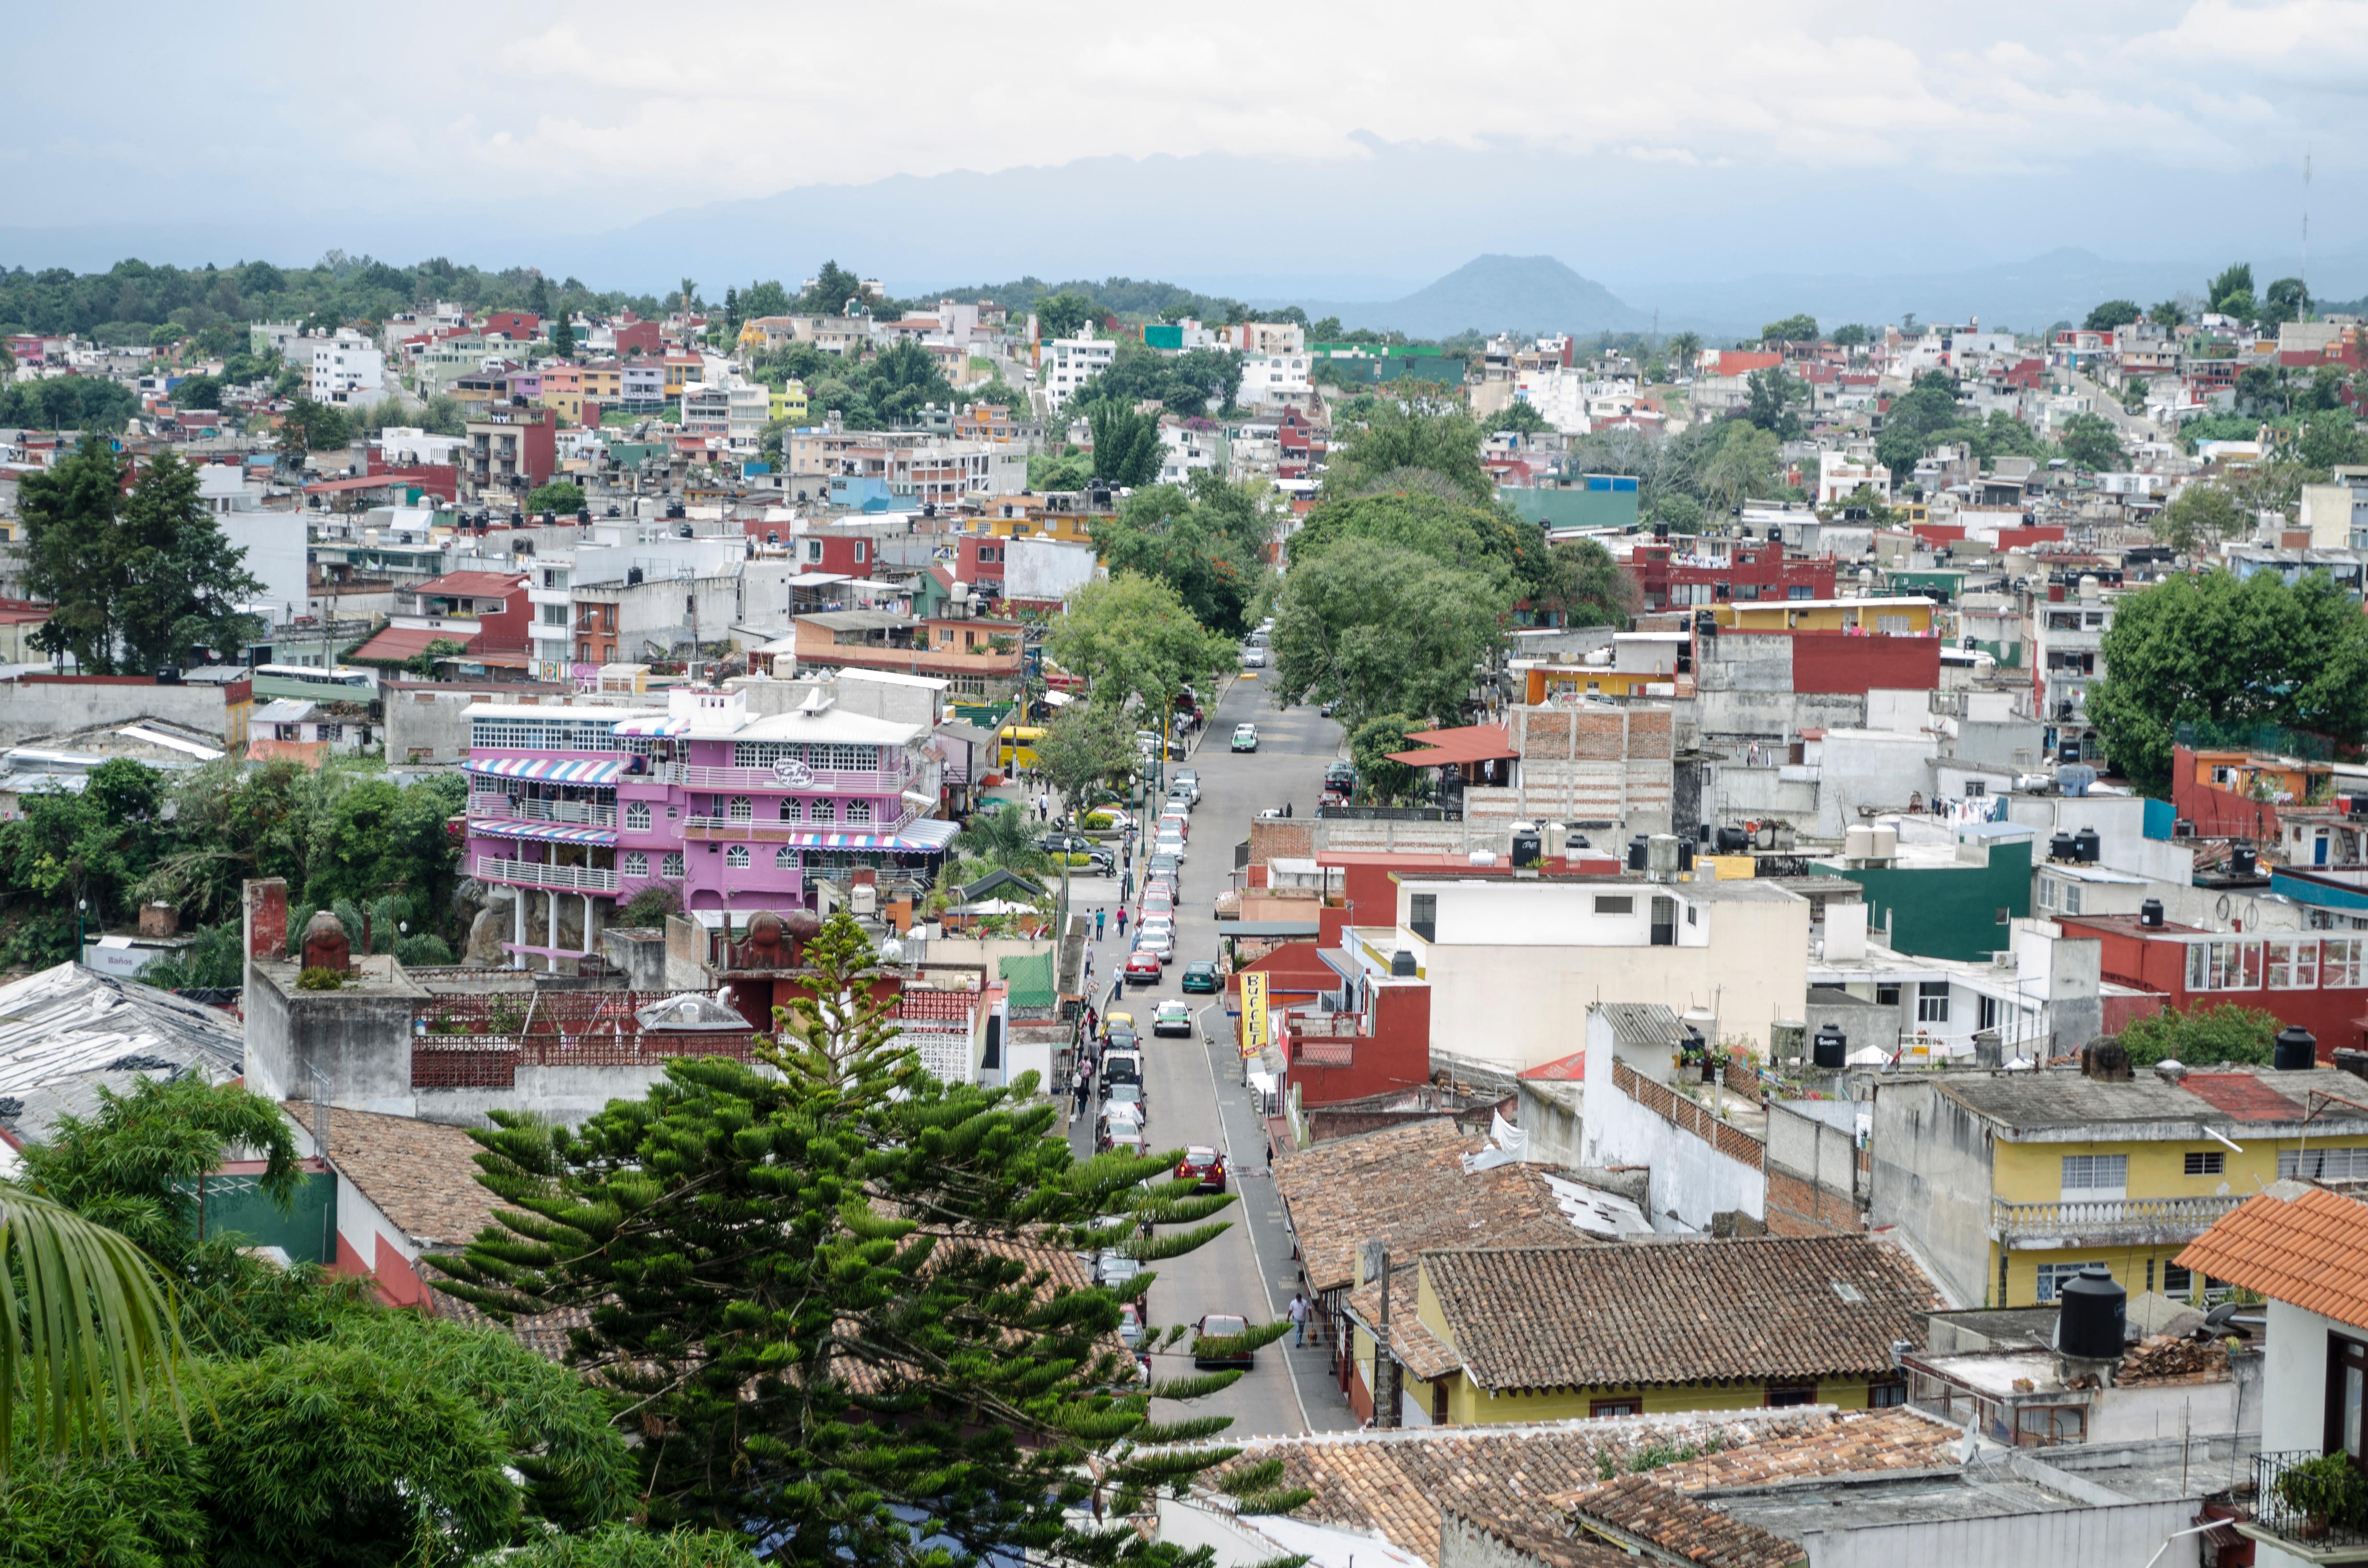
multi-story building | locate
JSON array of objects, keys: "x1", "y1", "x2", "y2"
[
  {"x1": 309, "y1": 333, "x2": 385, "y2": 406},
  {"x1": 620, "y1": 363, "x2": 665, "y2": 409},
  {"x1": 681, "y1": 382, "x2": 731, "y2": 441},
  {"x1": 463, "y1": 404, "x2": 557, "y2": 497},
  {"x1": 1874, "y1": 1061, "x2": 2368, "y2": 1311},
  {"x1": 1628, "y1": 538, "x2": 1835, "y2": 612},
  {"x1": 2032, "y1": 579, "x2": 2113, "y2": 764},
  {"x1": 462, "y1": 683, "x2": 953, "y2": 969},
  {"x1": 1041, "y1": 334, "x2": 1114, "y2": 410}
]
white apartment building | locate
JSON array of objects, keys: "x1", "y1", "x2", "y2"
[
  {"x1": 681, "y1": 382, "x2": 731, "y2": 441},
  {"x1": 1224, "y1": 321, "x2": 1306, "y2": 356},
  {"x1": 1041, "y1": 334, "x2": 1115, "y2": 410},
  {"x1": 1816, "y1": 448, "x2": 1894, "y2": 504},
  {"x1": 309, "y1": 335, "x2": 385, "y2": 405},
  {"x1": 1158, "y1": 423, "x2": 1224, "y2": 485},
  {"x1": 727, "y1": 384, "x2": 771, "y2": 452},
  {"x1": 1236, "y1": 352, "x2": 1312, "y2": 406}
]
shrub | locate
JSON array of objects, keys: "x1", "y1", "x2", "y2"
[
  {"x1": 2119, "y1": 1003, "x2": 2279, "y2": 1066},
  {"x1": 1083, "y1": 810, "x2": 1117, "y2": 831},
  {"x1": 296, "y1": 966, "x2": 346, "y2": 991}
]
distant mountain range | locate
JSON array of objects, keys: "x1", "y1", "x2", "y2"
[{"x1": 1287, "y1": 256, "x2": 1653, "y2": 339}]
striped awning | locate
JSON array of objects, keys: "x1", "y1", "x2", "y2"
[
  {"x1": 610, "y1": 716, "x2": 690, "y2": 737},
  {"x1": 784, "y1": 818, "x2": 962, "y2": 853},
  {"x1": 468, "y1": 818, "x2": 617, "y2": 846},
  {"x1": 463, "y1": 757, "x2": 624, "y2": 783}
]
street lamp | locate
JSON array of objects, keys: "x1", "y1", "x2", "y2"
[{"x1": 76, "y1": 897, "x2": 87, "y2": 959}]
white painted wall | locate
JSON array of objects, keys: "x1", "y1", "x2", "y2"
[{"x1": 1579, "y1": 1006, "x2": 1767, "y2": 1231}]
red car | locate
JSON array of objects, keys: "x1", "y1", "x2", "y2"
[
  {"x1": 1175, "y1": 1145, "x2": 1227, "y2": 1193},
  {"x1": 1123, "y1": 950, "x2": 1163, "y2": 986}
]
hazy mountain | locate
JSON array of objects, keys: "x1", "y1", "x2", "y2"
[{"x1": 1293, "y1": 255, "x2": 1653, "y2": 339}]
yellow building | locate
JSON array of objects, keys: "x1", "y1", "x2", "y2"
[
  {"x1": 769, "y1": 381, "x2": 810, "y2": 422},
  {"x1": 1344, "y1": 1238, "x2": 1932, "y2": 1426},
  {"x1": 1870, "y1": 1066, "x2": 2368, "y2": 1310},
  {"x1": 579, "y1": 364, "x2": 622, "y2": 402},
  {"x1": 1712, "y1": 595, "x2": 1938, "y2": 634},
  {"x1": 662, "y1": 355, "x2": 699, "y2": 400}
]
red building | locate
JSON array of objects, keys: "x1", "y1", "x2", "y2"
[
  {"x1": 462, "y1": 405, "x2": 557, "y2": 494},
  {"x1": 1629, "y1": 539, "x2": 1836, "y2": 612},
  {"x1": 2060, "y1": 912, "x2": 2368, "y2": 1061},
  {"x1": 481, "y1": 311, "x2": 541, "y2": 340}
]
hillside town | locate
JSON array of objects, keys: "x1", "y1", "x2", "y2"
[{"x1": 9, "y1": 244, "x2": 2368, "y2": 1568}]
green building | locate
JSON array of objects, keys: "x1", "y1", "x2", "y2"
[
  {"x1": 1832, "y1": 824, "x2": 2033, "y2": 962},
  {"x1": 1505, "y1": 476, "x2": 1641, "y2": 532}
]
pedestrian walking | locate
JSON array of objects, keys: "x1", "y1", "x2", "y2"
[
  {"x1": 1037, "y1": 791, "x2": 1051, "y2": 822},
  {"x1": 1288, "y1": 1293, "x2": 1309, "y2": 1348},
  {"x1": 1095, "y1": 907, "x2": 1107, "y2": 941},
  {"x1": 1117, "y1": 906, "x2": 1128, "y2": 936}
]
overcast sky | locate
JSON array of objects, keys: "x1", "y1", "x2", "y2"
[{"x1": 8, "y1": 0, "x2": 2368, "y2": 291}]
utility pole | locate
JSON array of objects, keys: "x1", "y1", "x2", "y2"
[{"x1": 1375, "y1": 1247, "x2": 1399, "y2": 1429}]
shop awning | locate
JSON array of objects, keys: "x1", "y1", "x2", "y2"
[
  {"x1": 786, "y1": 818, "x2": 962, "y2": 852},
  {"x1": 467, "y1": 818, "x2": 617, "y2": 846},
  {"x1": 610, "y1": 715, "x2": 691, "y2": 737},
  {"x1": 462, "y1": 757, "x2": 624, "y2": 783}
]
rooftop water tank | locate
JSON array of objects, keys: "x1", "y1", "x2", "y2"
[
  {"x1": 2275, "y1": 1026, "x2": 2318, "y2": 1072},
  {"x1": 2072, "y1": 827, "x2": 2101, "y2": 863},
  {"x1": 2139, "y1": 898, "x2": 2164, "y2": 928},
  {"x1": 2056, "y1": 1264, "x2": 2125, "y2": 1360},
  {"x1": 1812, "y1": 1024, "x2": 1847, "y2": 1070}
]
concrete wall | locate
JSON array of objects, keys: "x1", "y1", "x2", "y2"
[
  {"x1": 246, "y1": 961, "x2": 424, "y2": 1115},
  {"x1": 414, "y1": 1064, "x2": 673, "y2": 1127},
  {"x1": 1765, "y1": 1099, "x2": 1866, "y2": 1236},
  {"x1": 1580, "y1": 1008, "x2": 1767, "y2": 1231},
  {"x1": 0, "y1": 674, "x2": 248, "y2": 747},
  {"x1": 1869, "y1": 1078, "x2": 1996, "y2": 1308},
  {"x1": 1814, "y1": 730, "x2": 1940, "y2": 837},
  {"x1": 1708, "y1": 762, "x2": 1823, "y2": 829},
  {"x1": 2004, "y1": 793, "x2": 2193, "y2": 884},
  {"x1": 1791, "y1": 1496, "x2": 2201, "y2": 1568},
  {"x1": 1514, "y1": 1078, "x2": 1584, "y2": 1167},
  {"x1": 1004, "y1": 537, "x2": 1097, "y2": 603}
]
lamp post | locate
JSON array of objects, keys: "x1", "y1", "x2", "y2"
[{"x1": 76, "y1": 897, "x2": 87, "y2": 961}]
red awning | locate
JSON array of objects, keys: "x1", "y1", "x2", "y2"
[{"x1": 1387, "y1": 722, "x2": 1515, "y2": 768}]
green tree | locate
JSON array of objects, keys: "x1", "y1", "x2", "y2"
[
  {"x1": 1760, "y1": 313, "x2": 1820, "y2": 343},
  {"x1": 441, "y1": 913, "x2": 1288, "y2": 1549},
  {"x1": 1032, "y1": 290, "x2": 1099, "y2": 339},
  {"x1": 1083, "y1": 398, "x2": 1161, "y2": 487},
  {"x1": 2084, "y1": 300, "x2": 2142, "y2": 331},
  {"x1": 740, "y1": 279, "x2": 791, "y2": 318},
  {"x1": 791, "y1": 262, "x2": 863, "y2": 316},
  {"x1": 1033, "y1": 703, "x2": 1135, "y2": 819},
  {"x1": 400, "y1": 637, "x2": 469, "y2": 677},
  {"x1": 1666, "y1": 331, "x2": 1702, "y2": 372},
  {"x1": 136, "y1": 918, "x2": 245, "y2": 991},
  {"x1": 1044, "y1": 574, "x2": 1232, "y2": 718},
  {"x1": 2292, "y1": 410, "x2": 2368, "y2": 470},
  {"x1": 1347, "y1": 714, "x2": 1424, "y2": 806},
  {"x1": 172, "y1": 373, "x2": 223, "y2": 410},
  {"x1": 2058, "y1": 411, "x2": 2125, "y2": 471},
  {"x1": 1700, "y1": 420, "x2": 1782, "y2": 513},
  {"x1": 2119, "y1": 1003, "x2": 2279, "y2": 1067},
  {"x1": 951, "y1": 801, "x2": 1053, "y2": 881},
  {"x1": 1028, "y1": 450, "x2": 1093, "y2": 491},
  {"x1": 2150, "y1": 299, "x2": 2189, "y2": 328},
  {"x1": 1873, "y1": 370, "x2": 1963, "y2": 482},
  {"x1": 1740, "y1": 367, "x2": 1802, "y2": 438},
  {"x1": 280, "y1": 394, "x2": 351, "y2": 458},
  {"x1": 1323, "y1": 404, "x2": 1489, "y2": 501},
  {"x1": 1539, "y1": 537, "x2": 1640, "y2": 628},
  {"x1": 526, "y1": 479, "x2": 587, "y2": 514},
  {"x1": 1829, "y1": 324, "x2": 1872, "y2": 347},
  {"x1": 1492, "y1": 399, "x2": 1553, "y2": 436},
  {"x1": 2158, "y1": 483, "x2": 2242, "y2": 554},
  {"x1": 1288, "y1": 485, "x2": 1552, "y2": 603},
  {"x1": 2089, "y1": 569, "x2": 2368, "y2": 792},
  {"x1": 2263, "y1": 277, "x2": 2308, "y2": 326},
  {"x1": 1270, "y1": 539, "x2": 1508, "y2": 728},
  {"x1": 2208, "y1": 262, "x2": 2256, "y2": 319},
  {"x1": 552, "y1": 315, "x2": 575, "y2": 358},
  {"x1": 1091, "y1": 473, "x2": 1272, "y2": 637}
]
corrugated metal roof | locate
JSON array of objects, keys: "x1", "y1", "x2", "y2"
[{"x1": 0, "y1": 963, "x2": 244, "y2": 1145}]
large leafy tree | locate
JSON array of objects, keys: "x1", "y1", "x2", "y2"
[
  {"x1": 1538, "y1": 538, "x2": 1640, "y2": 629},
  {"x1": 2088, "y1": 569, "x2": 2368, "y2": 792},
  {"x1": 1270, "y1": 539, "x2": 1509, "y2": 728},
  {"x1": 1760, "y1": 313, "x2": 1819, "y2": 343},
  {"x1": 115, "y1": 449, "x2": 267, "y2": 671},
  {"x1": 1740, "y1": 367, "x2": 1803, "y2": 438},
  {"x1": 1044, "y1": 573, "x2": 1232, "y2": 717},
  {"x1": 1033, "y1": 702, "x2": 1137, "y2": 818},
  {"x1": 1872, "y1": 370, "x2": 1964, "y2": 484},
  {"x1": 2058, "y1": 411, "x2": 2125, "y2": 472},
  {"x1": 2084, "y1": 300, "x2": 2142, "y2": 331},
  {"x1": 2157, "y1": 484, "x2": 2241, "y2": 555},
  {"x1": 1091, "y1": 472, "x2": 1273, "y2": 637},
  {"x1": 1323, "y1": 404, "x2": 1490, "y2": 500},
  {"x1": 1347, "y1": 714, "x2": 1425, "y2": 806},
  {"x1": 1287, "y1": 485, "x2": 1547, "y2": 597},
  {"x1": 1084, "y1": 399, "x2": 1161, "y2": 487},
  {"x1": 442, "y1": 913, "x2": 1293, "y2": 1555}
]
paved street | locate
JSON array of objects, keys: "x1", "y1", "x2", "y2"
[{"x1": 1070, "y1": 672, "x2": 1359, "y2": 1438}]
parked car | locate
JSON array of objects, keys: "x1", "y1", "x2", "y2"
[
  {"x1": 1192, "y1": 1313, "x2": 1257, "y2": 1369},
  {"x1": 1102, "y1": 1025, "x2": 1139, "y2": 1055},
  {"x1": 1175, "y1": 1145, "x2": 1227, "y2": 1193},
  {"x1": 1098, "y1": 1100, "x2": 1145, "y2": 1134},
  {"x1": 1181, "y1": 960, "x2": 1221, "y2": 993},
  {"x1": 1134, "y1": 925, "x2": 1175, "y2": 963},
  {"x1": 1097, "y1": 1123, "x2": 1147, "y2": 1158},
  {"x1": 1157, "y1": 809, "x2": 1189, "y2": 840},
  {"x1": 1118, "y1": 1301, "x2": 1144, "y2": 1349},
  {"x1": 1152, "y1": 999, "x2": 1194, "y2": 1037},
  {"x1": 1103, "y1": 1080, "x2": 1147, "y2": 1121},
  {"x1": 1171, "y1": 769, "x2": 1200, "y2": 804},
  {"x1": 1232, "y1": 724, "x2": 1258, "y2": 753},
  {"x1": 1102, "y1": 1010, "x2": 1135, "y2": 1038},
  {"x1": 1123, "y1": 950, "x2": 1162, "y2": 985},
  {"x1": 1241, "y1": 647, "x2": 1267, "y2": 668},
  {"x1": 1094, "y1": 1249, "x2": 1142, "y2": 1288}
]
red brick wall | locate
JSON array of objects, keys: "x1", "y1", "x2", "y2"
[{"x1": 1764, "y1": 1167, "x2": 1866, "y2": 1238}]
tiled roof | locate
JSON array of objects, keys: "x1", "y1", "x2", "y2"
[
  {"x1": 1272, "y1": 1120, "x2": 1603, "y2": 1295},
  {"x1": 296, "y1": 1104, "x2": 514, "y2": 1248},
  {"x1": 1343, "y1": 1274, "x2": 1462, "y2": 1381},
  {"x1": 1423, "y1": 1237, "x2": 1938, "y2": 1391},
  {"x1": 1559, "y1": 1474, "x2": 1801, "y2": 1568},
  {"x1": 349, "y1": 625, "x2": 455, "y2": 663},
  {"x1": 2176, "y1": 1182, "x2": 2368, "y2": 1333},
  {"x1": 1207, "y1": 1409, "x2": 1924, "y2": 1567},
  {"x1": 1614, "y1": 1408, "x2": 1959, "y2": 1490},
  {"x1": 417, "y1": 570, "x2": 526, "y2": 598},
  {"x1": 2179, "y1": 1072, "x2": 2305, "y2": 1122}
]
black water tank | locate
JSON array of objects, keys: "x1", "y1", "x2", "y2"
[
  {"x1": 2139, "y1": 898, "x2": 2164, "y2": 928},
  {"x1": 1390, "y1": 950, "x2": 1418, "y2": 978},
  {"x1": 1627, "y1": 835, "x2": 1649, "y2": 871},
  {"x1": 1717, "y1": 825, "x2": 1751, "y2": 854},
  {"x1": 2049, "y1": 832, "x2": 2076, "y2": 862},
  {"x1": 2232, "y1": 844, "x2": 2259, "y2": 877},
  {"x1": 1677, "y1": 839, "x2": 1695, "y2": 871},
  {"x1": 1511, "y1": 824, "x2": 1542, "y2": 869},
  {"x1": 2072, "y1": 827, "x2": 2101, "y2": 863},
  {"x1": 1813, "y1": 1024, "x2": 1847, "y2": 1070},
  {"x1": 2274, "y1": 1026, "x2": 2318, "y2": 1071},
  {"x1": 2057, "y1": 1264, "x2": 2126, "y2": 1360}
]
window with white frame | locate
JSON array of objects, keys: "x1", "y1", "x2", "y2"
[
  {"x1": 2036, "y1": 1261, "x2": 2109, "y2": 1302},
  {"x1": 622, "y1": 850, "x2": 648, "y2": 877},
  {"x1": 812, "y1": 799, "x2": 836, "y2": 822},
  {"x1": 662, "y1": 852, "x2": 685, "y2": 878},
  {"x1": 2327, "y1": 938, "x2": 2364, "y2": 987},
  {"x1": 729, "y1": 795, "x2": 752, "y2": 821},
  {"x1": 846, "y1": 799, "x2": 874, "y2": 824},
  {"x1": 779, "y1": 797, "x2": 802, "y2": 821},
  {"x1": 775, "y1": 845, "x2": 798, "y2": 869},
  {"x1": 2269, "y1": 938, "x2": 2319, "y2": 990},
  {"x1": 2038, "y1": 878, "x2": 2057, "y2": 911},
  {"x1": 725, "y1": 845, "x2": 751, "y2": 868},
  {"x1": 2281, "y1": 1147, "x2": 2368, "y2": 1180},
  {"x1": 2186, "y1": 940, "x2": 2263, "y2": 991},
  {"x1": 2060, "y1": 1154, "x2": 2128, "y2": 1199},
  {"x1": 626, "y1": 802, "x2": 651, "y2": 832},
  {"x1": 1916, "y1": 981, "x2": 1950, "y2": 1023}
]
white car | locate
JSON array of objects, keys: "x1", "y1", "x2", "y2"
[
  {"x1": 1154, "y1": 834, "x2": 1186, "y2": 863},
  {"x1": 1241, "y1": 647, "x2": 1268, "y2": 668},
  {"x1": 1135, "y1": 925, "x2": 1175, "y2": 963}
]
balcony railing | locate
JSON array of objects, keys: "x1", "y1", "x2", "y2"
[
  {"x1": 469, "y1": 794, "x2": 616, "y2": 827},
  {"x1": 473, "y1": 855, "x2": 617, "y2": 893},
  {"x1": 2246, "y1": 1450, "x2": 2368, "y2": 1553},
  {"x1": 681, "y1": 807, "x2": 921, "y2": 841},
  {"x1": 647, "y1": 762, "x2": 906, "y2": 792},
  {"x1": 1991, "y1": 1193, "x2": 2245, "y2": 1244}
]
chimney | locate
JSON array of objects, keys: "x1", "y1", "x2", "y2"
[
  {"x1": 138, "y1": 901, "x2": 179, "y2": 939},
  {"x1": 243, "y1": 878, "x2": 289, "y2": 966}
]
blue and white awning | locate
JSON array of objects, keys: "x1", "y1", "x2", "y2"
[
  {"x1": 610, "y1": 716, "x2": 691, "y2": 737},
  {"x1": 463, "y1": 757, "x2": 624, "y2": 784},
  {"x1": 467, "y1": 818, "x2": 618, "y2": 846},
  {"x1": 784, "y1": 819, "x2": 961, "y2": 853}
]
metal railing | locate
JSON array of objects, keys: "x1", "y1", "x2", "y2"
[
  {"x1": 682, "y1": 805, "x2": 923, "y2": 840},
  {"x1": 468, "y1": 794, "x2": 617, "y2": 827},
  {"x1": 472, "y1": 855, "x2": 617, "y2": 893},
  {"x1": 647, "y1": 762, "x2": 907, "y2": 791},
  {"x1": 2249, "y1": 1450, "x2": 2368, "y2": 1552},
  {"x1": 1990, "y1": 1193, "x2": 2245, "y2": 1243}
]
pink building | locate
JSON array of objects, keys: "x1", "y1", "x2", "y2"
[{"x1": 464, "y1": 685, "x2": 954, "y2": 970}]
